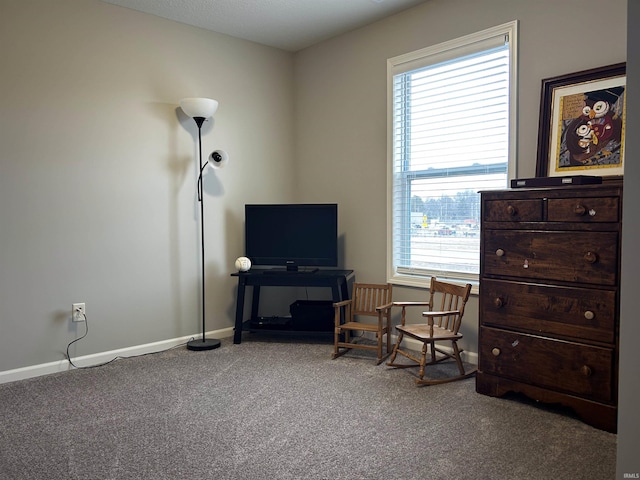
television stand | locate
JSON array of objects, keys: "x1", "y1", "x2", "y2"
[
  {"x1": 262, "y1": 267, "x2": 319, "y2": 274},
  {"x1": 231, "y1": 269, "x2": 354, "y2": 344}
]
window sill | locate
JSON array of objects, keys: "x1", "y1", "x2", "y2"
[{"x1": 389, "y1": 272, "x2": 479, "y2": 296}]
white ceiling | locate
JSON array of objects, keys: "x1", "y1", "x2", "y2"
[{"x1": 100, "y1": 0, "x2": 429, "y2": 52}]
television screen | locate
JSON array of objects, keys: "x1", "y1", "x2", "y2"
[{"x1": 245, "y1": 203, "x2": 338, "y2": 271}]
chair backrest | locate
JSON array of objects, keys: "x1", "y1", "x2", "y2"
[
  {"x1": 351, "y1": 283, "x2": 393, "y2": 318},
  {"x1": 427, "y1": 277, "x2": 472, "y2": 334}
]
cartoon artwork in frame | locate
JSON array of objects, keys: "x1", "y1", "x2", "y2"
[{"x1": 536, "y1": 63, "x2": 626, "y2": 180}]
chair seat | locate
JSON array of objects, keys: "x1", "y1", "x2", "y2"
[
  {"x1": 396, "y1": 323, "x2": 461, "y2": 342},
  {"x1": 340, "y1": 321, "x2": 384, "y2": 332}
]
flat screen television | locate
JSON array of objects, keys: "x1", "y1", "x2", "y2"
[{"x1": 245, "y1": 203, "x2": 338, "y2": 272}]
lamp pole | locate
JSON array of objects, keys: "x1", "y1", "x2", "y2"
[{"x1": 186, "y1": 115, "x2": 221, "y2": 351}]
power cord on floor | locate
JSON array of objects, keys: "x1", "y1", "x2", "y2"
[{"x1": 65, "y1": 312, "x2": 195, "y2": 369}]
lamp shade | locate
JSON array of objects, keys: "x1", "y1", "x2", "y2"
[
  {"x1": 180, "y1": 97, "x2": 218, "y2": 119},
  {"x1": 208, "y1": 150, "x2": 229, "y2": 169}
]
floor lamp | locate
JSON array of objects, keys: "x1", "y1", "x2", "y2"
[{"x1": 180, "y1": 97, "x2": 228, "y2": 351}]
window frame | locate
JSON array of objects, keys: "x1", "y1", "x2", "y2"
[{"x1": 386, "y1": 21, "x2": 519, "y2": 290}]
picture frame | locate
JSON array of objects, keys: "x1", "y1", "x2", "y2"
[{"x1": 535, "y1": 63, "x2": 626, "y2": 180}]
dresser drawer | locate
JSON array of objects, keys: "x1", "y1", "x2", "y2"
[
  {"x1": 479, "y1": 326, "x2": 614, "y2": 403},
  {"x1": 480, "y1": 279, "x2": 616, "y2": 343},
  {"x1": 483, "y1": 230, "x2": 618, "y2": 285},
  {"x1": 547, "y1": 197, "x2": 620, "y2": 223},
  {"x1": 483, "y1": 199, "x2": 543, "y2": 222}
]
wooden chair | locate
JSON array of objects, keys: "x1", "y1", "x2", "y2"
[
  {"x1": 332, "y1": 282, "x2": 393, "y2": 364},
  {"x1": 387, "y1": 277, "x2": 475, "y2": 385}
]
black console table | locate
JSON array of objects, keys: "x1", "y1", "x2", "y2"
[{"x1": 231, "y1": 269, "x2": 354, "y2": 344}]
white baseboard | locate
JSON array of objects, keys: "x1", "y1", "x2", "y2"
[{"x1": 0, "y1": 327, "x2": 234, "y2": 385}]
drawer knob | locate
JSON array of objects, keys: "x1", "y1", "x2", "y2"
[
  {"x1": 584, "y1": 310, "x2": 595, "y2": 320},
  {"x1": 494, "y1": 297, "x2": 504, "y2": 308},
  {"x1": 581, "y1": 365, "x2": 593, "y2": 377},
  {"x1": 584, "y1": 251, "x2": 598, "y2": 264},
  {"x1": 496, "y1": 248, "x2": 505, "y2": 257},
  {"x1": 574, "y1": 204, "x2": 587, "y2": 216},
  {"x1": 506, "y1": 205, "x2": 517, "y2": 216},
  {"x1": 492, "y1": 348, "x2": 501, "y2": 357}
]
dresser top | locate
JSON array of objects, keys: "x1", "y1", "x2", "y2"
[{"x1": 480, "y1": 181, "x2": 622, "y2": 197}]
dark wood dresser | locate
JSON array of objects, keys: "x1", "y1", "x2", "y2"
[{"x1": 476, "y1": 182, "x2": 622, "y2": 432}]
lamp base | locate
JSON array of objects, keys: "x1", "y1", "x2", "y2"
[{"x1": 186, "y1": 338, "x2": 221, "y2": 351}]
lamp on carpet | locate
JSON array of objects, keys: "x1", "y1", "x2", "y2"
[{"x1": 180, "y1": 97, "x2": 229, "y2": 351}]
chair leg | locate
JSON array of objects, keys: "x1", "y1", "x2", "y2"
[
  {"x1": 417, "y1": 341, "x2": 429, "y2": 381},
  {"x1": 375, "y1": 331, "x2": 392, "y2": 365},
  {"x1": 377, "y1": 331, "x2": 382, "y2": 361},
  {"x1": 386, "y1": 320, "x2": 392, "y2": 354},
  {"x1": 386, "y1": 331, "x2": 403, "y2": 365},
  {"x1": 414, "y1": 341, "x2": 477, "y2": 385},
  {"x1": 333, "y1": 326, "x2": 349, "y2": 360},
  {"x1": 332, "y1": 349, "x2": 348, "y2": 360},
  {"x1": 452, "y1": 341, "x2": 466, "y2": 376}
]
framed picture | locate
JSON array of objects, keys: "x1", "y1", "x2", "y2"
[{"x1": 536, "y1": 63, "x2": 626, "y2": 179}]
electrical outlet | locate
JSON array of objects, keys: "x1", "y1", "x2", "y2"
[{"x1": 72, "y1": 303, "x2": 86, "y2": 322}]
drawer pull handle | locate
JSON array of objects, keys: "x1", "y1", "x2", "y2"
[
  {"x1": 574, "y1": 204, "x2": 586, "y2": 216},
  {"x1": 494, "y1": 297, "x2": 504, "y2": 308},
  {"x1": 496, "y1": 248, "x2": 505, "y2": 257},
  {"x1": 492, "y1": 348, "x2": 501, "y2": 357},
  {"x1": 584, "y1": 251, "x2": 598, "y2": 263},
  {"x1": 584, "y1": 310, "x2": 595, "y2": 320},
  {"x1": 506, "y1": 205, "x2": 517, "y2": 216},
  {"x1": 581, "y1": 365, "x2": 593, "y2": 377}
]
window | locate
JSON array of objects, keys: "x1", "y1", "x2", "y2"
[{"x1": 387, "y1": 21, "x2": 518, "y2": 288}]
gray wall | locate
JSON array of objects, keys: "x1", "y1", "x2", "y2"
[
  {"x1": 618, "y1": 0, "x2": 639, "y2": 476},
  {"x1": 0, "y1": 0, "x2": 297, "y2": 370}
]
